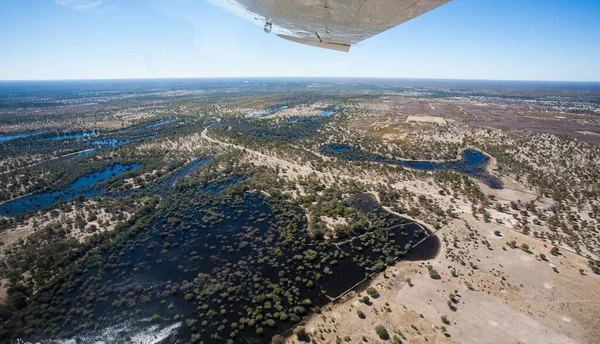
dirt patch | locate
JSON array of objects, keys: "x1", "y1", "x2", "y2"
[{"x1": 406, "y1": 115, "x2": 447, "y2": 125}]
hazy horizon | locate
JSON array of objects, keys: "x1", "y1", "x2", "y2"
[{"x1": 2, "y1": 76, "x2": 600, "y2": 83}]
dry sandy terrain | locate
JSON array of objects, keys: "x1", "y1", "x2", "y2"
[
  {"x1": 286, "y1": 215, "x2": 599, "y2": 344},
  {"x1": 0, "y1": 199, "x2": 137, "y2": 301},
  {"x1": 0, "y1": 200, "x2": 134, "y2": 257},
  {"x1": 576, "y1": 131, "x2": 600, "y2": 137},
  {"x1": 406, "y1": 115, "x2": 447, "y2": 125}
]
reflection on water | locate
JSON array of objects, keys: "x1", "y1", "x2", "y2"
[
  {"x1": 319, "y1": 106, "x2": 339, "y2": 117},
  {"x1": 49, "y1": 318, "x2": 182, "y2": 344}
]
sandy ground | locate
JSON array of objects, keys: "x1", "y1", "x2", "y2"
[
  {"x1": 0, "y1": 200, "x2": 134, "y2": 258},
  {"x1": 575, "y1": 131, "x2": 600, "y2": 137},
  {"x1": 406, "y1": 115, "x2": 447, "y2": 125},
  {"x1": 0, "y1": 200, "x2": 137, "y2": 302},
  {"x1": 320, "y1": 216, "x2": 348, "y2": 231},
  {"x1": 287, "y1": 215, "x2": 600, "y2": 344}
]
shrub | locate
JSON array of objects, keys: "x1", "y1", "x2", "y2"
[
  {"x1": 271, "y1": 335, "x2": 286, "y2": 344},
  {"x1": 295, "y1": 326, "x2": 310, "y2": 342},
  {"x1": 366, "y1": 287, "x2": 380, "y2": 298},
  {"x1": 312, "y1": 228, "x2": 325, "y2": 240},
  {"x1": 427, "y1": 265, "x2": 441, "y2": 279},
  {"x1": 357, "y1": 309, "x2": 366, "y2": 319},
  {"x1": 375, "y1": 325, "x2": 389, "y2": 340}
]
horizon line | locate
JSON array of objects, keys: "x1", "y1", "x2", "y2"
[{"x1": 1, "y1": 76, "x2": 600, "y2": 83}]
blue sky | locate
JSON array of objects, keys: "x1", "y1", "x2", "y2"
[{"x1": 1, "y1": 0, "x2": 599, "y2": 81}]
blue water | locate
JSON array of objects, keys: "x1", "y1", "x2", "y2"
[
  {"x1": 169, "y1": 158, "x2": 211, "y2": 186},
  {"x1": 330, "y1": 145, "x2": 350, "y2": 152},
  {"x1": 0, "y1": 131, "x2": 41, "y2": 143},
  {"x1": 288, "y1": 107, "x2": 338, "y2": 123},
  {"x1": 144, "y1": 118, "x2": 177, "y2": 129},
  {"x1": 0, "y1": 163, "x2": 141, "y2": 217},
  {"x1": 65, "y1": 149, "x2": 97, "y2": 162},
  {"x1": 321, "y1": 144, "x2": 502, "y2": 189},
  {"x1": 91, "y1": 138, "x2": 122, "y2": 147},
  {"x1": 90, "y1": 135, "x2": 156, "y2": 148},
  {"x1": 248, "y1": 105, "x2": 288, "y2": 118},
  {"x1": 34, "y1": 119, "x2": 170, "y2": 144},
  {"x1": 319, "y1": 106, "x2": 339, "y2": 117},
  {"x1": 38, "y1": 131, "x2": 99, "y2": 141}
]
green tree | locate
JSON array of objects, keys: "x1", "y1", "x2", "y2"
[{"x1": 271, "y1": 335, "x2": 286, "y2": 344}]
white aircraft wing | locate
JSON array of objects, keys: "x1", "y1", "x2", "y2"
[{"x1": 207, "y1": 0, "x2": 451, "y2": 52}]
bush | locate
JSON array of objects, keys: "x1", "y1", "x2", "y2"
[
  {"x1": 295, "y1": 326, "x2": 310, "y2": 342},
  {"x1": 366, "y1": 287, "x2": 380, "y2": 298},
  {"x1": 357, "y1": 309, "x2": 366, "y2": 319},
  {"x1": 441, "y1": 315, "x2": 450, "y2": 324},
  {"x1": 312, "y1": 228, "x2": 325, "y2": 240},
  {"x1": 271, "y1": 334, "x2": 286, "y2": 344},
  {"x1": 375, "y1": 325, "x2": 389, "y2": 340},
  {"x1": 427, "y1": 265, "x2": 441, "y2": 279}
]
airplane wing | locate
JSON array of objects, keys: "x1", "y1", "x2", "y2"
[{"x1": 207, "y1": 0, "x2": 451, "y2": 52}]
